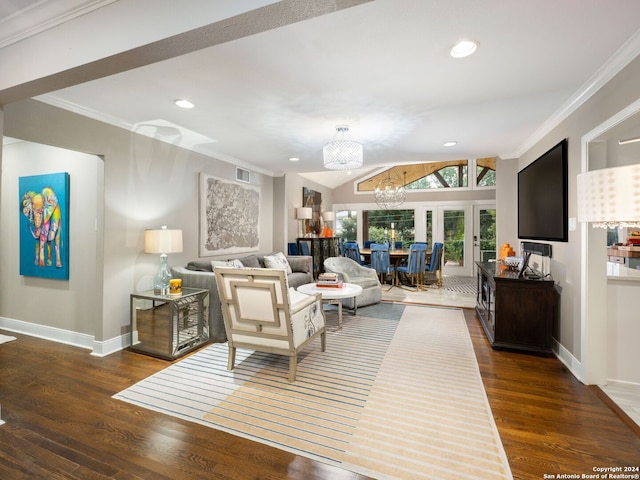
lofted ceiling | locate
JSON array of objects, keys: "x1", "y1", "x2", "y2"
[{"x1": 1, "y1": 0, "x2": 640, "y2": 188}]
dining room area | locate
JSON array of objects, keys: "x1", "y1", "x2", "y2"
[
  {"x1": 293, "y1": 201, "x2": 493, "y2": 310},
  {"x1": 350, "y1": 240, "x2": 477, "y2": 308}
]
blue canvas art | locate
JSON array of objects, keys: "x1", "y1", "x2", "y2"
[{"x1": 19, "y1": 172, "x2": 70, "y2": 280}]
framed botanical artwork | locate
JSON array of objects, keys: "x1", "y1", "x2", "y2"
[
  {"x1": 19, "y1": 172, "x2": 70, "y2": 280},
  {"x1": 199, "y1": 173, "x2": 260, "y2": 256}
]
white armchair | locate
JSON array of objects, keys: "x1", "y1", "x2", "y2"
[
  {"x1": 324, "y1": 257, "x2": 382, "y2": 309},
  {"x1": 215, "y1": 268, "x2": 326, "y2": 382}
]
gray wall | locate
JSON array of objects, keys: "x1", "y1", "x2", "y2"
[
  {"x1": 0, "y1": 100, "x2": 341, "y2": 353},
  {"x1": 513, "y1": 54, "x2": 640, "y2": 376},
  {"x1": 1, "y1": 140, "x2": 102, "y2": 338},
  {"x1": 284, "y1": 173, "x2": 334, "y2": 242},
  {"x1": 1, "y1": 99, "x2": 274, "y2": 352}
]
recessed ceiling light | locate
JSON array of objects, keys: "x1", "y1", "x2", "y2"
[
  {"x1": 289, "y1": 157, "x2": 300, "y2": 162},
  {"x1": 443, "y1": 141, "x2": 457, "y2": 147},
  {"x1": 174, "y1": 99, "x2": 194, "y2": 109},
  {"x1": 449, "y1": 39, "x2": 478, "y2": 58}
]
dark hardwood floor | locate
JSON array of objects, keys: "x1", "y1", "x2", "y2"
[{"x1": 0, "y1": 309, "x2": 638, "y2": 479}]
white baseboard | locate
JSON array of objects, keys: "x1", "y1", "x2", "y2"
[
  {"x1": 555, "y1": 338, "x2": 584, "y2": 383},
  {"x1": 0, "y1": 316, "x2": 127, "y2": 357},
  {"x1": 91, "y1": 333, "x2": 130, "y2": 357},
  {"x1": 605, "y1": 378, "x2": 640, "y2": 388}
]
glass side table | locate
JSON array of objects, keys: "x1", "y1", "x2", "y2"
[{"x1": 130, "y1": 287, "x2": 209, "y2": 360}]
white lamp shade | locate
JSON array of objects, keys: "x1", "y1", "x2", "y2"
[
  {"x1": 577, "y1": 164, "x2": 640, "y2": 226},
  {"x1": 322, "y1": 211, "x2": 335, "y2": 222},
  {"x1": 144, "y1": 228, "x2": 183, "y2": 254},
  {"x1": 296, "y1": 207, "x2": 313, "y2": 220}
]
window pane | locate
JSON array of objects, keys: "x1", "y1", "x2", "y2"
[
  {"x1": 336, "y1": 210, "x2": 357, "y2": 243},
  {"x1": 479, "y1": 209, "x2": 496, "y2": 262},
  {"x1": 477, "y1": 166, "x2": 496, "y2": 187},
  {"x1": 476, "y1": 158, "x2": 496, "y2": 187},
  {"x1": 406, "y1": 164, "x2": 468, "y2": 189},
  {"x1": 443, "y1": 209, "x2": 465, "y2": 267},
  {"x1": 363, "y1": 209, "x2": 414, "y2": 248},
  {"x1": 425, "y1": 210, "x2": 433, "y2": 247}
]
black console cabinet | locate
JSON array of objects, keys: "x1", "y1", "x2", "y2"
[{"x1": 475, "y1": 261, "x2": 558, "y2": 356}]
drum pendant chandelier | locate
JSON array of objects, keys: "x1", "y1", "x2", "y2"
[{"x1": 323, "y1": 125, "x2": 363, "y2": 170}]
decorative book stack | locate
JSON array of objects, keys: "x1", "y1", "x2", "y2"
[{"x1": 316, "y1": 272, "x2": 343, "y2": 288}]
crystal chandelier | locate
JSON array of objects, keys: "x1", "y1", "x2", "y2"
[
  {"x1": 374, "y1": 171, "x2": 406, "y2": 209},
  {"x1": 323, "y1": 125, "x2": 363, "y2": 170}
]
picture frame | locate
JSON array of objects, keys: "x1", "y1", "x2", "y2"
[
  {"x1": 199, "y1": 173, "x2": 260, "y2": 256},
  {"x1": 19, "y1": 172, "x2": 70, "y2": 280},
  {"x1": 302, "y1": 187, "x2": 322, "y2": 235}
]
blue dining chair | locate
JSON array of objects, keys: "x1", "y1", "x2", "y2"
[
  {"x1": 396, "y1": 243, "x2": 428, "y2": 290},
  {"x1": 424, "y1": 242, "x2": 444, "y2": 287},
  {"x1": 363, "y1": 240, "x2": 374, "y2": 248},
  {"x1": 344, "y1": 242, "x2": 369, "y2": 267},
  {"x1": 370, "y1": 243, "x2": 395, "y2": 290},
  {"x1": 287, "y1": 242, "x2": 299, "y2": 255}
]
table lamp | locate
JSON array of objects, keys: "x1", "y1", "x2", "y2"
[
  {"x1": 322, "y1": 211, "x2": 335, "y2": 237},
  {"x1": 144, "y1": 225, "x2": 183, "y2": 295},
  {"x1": 296, "y1": 207, "x2": 313, "y2": 237}
]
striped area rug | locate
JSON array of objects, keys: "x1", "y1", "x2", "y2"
[
  {"x1": 114, "y1": 305, "x2": 512, "y2": 480},
  {"x1": 442, "y1": 276, "x2": 478, "y2": 295}
]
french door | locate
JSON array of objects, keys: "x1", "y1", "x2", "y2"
[
  {"x1": 438, "y1": 206, "x2": 473, "y2": 276},
  {"x1": 423, "y1": 204, "x2": 495, "y2": 277},
  {"x1": 473, "y1": 205, "x2": 497, "y2": 276}
]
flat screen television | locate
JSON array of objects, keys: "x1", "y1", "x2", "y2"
[{"x1": 518, "y1": 138, "x2": 568, "y2": 242}]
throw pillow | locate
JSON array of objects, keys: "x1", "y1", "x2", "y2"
[
  {"x1": 211, "y1": 259, "x2": 245, "y2": 271},
  {"x1": 228, "y1": 259, "x2": 245, "y2": 269},
  {"x1": 263, "y1": 252, "x2": 292, "y2": 274},
  {"x1": 239, "y1": 255, "x2": 261, "y2": 268},
  {"x1": 186, "y1": 260, "x2": 214, "y2": 272}
]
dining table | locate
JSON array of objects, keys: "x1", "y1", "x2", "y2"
[
  {"x1": 359, "y1": 247, "x2": 434, "y2": 287},
  {"x1": 360, "y1": 247, "x2": 410, "y2": 262},
  {"x1": 360, "y1": 247, "x2": 433, "y2": 272},
  {"x1": 360, "y1": 247, "x2": 432, "y2": 263}
]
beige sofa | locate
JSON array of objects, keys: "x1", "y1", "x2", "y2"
[{"x1": 171, "y1": 253, "x2": 313, "y2": 342}]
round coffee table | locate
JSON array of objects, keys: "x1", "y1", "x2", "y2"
[{"x1": 297, "y1": 282, "x2": 363, "y2": 327}]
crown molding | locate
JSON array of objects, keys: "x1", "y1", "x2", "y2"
[
  {"x1": 0, "y1": 0, "x2": 117, "y2": 49},
  {"x1": 504, "y1": 29, "x2": 640, "y2": 159},
  {"x1": 36, "y1": 94, "x2": 277, "y2": 178}
]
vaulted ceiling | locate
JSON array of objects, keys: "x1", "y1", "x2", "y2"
[{"x1": 2, "y1": 0, "x2": 640, "y2": 188}]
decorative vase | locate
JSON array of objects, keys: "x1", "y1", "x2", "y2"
[
  {"x1": 500, "y1": 243, "x2": 515, "y2": 260},
  {"x1": 153, "y1": 254, "x2": 172, "y2": 295}
]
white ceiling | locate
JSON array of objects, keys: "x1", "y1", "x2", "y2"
[{"x1": 2, "y1": 0, "x2": 640, "y2": 188}]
